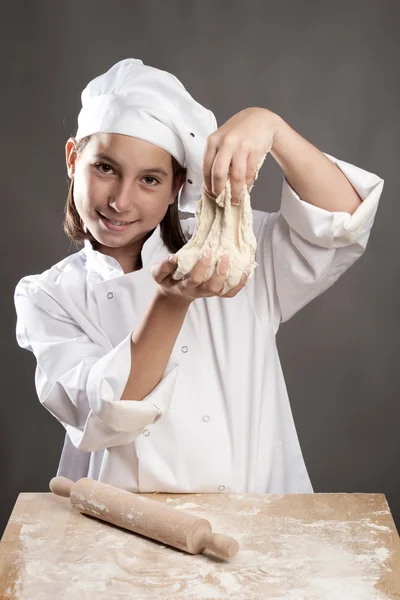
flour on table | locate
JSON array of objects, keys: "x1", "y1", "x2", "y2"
[{"x1": 7, "y1": 494, "x2": 396, "y2": 600}]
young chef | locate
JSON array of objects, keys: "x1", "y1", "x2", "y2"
[{"x1": 15, "y1": 58, "x2": 383, "y2": 494}]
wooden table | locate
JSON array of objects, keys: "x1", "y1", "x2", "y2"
[{"x1": 1, "y1": 492, "x2": 399, "y2": 599}]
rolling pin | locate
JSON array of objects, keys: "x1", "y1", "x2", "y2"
[{"x1": 49, "y1": 476, "x2": 239, "y2": 558}]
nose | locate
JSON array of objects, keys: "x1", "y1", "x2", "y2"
[{"x1": 108, "y1": 181, "x2": 136, "y2": 214}]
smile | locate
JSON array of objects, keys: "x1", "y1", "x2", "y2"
[
  {"x1": 103, "y1": 215, "x2": 131, "y2": 226},
  {"x1": 97, "y1": 211, "x2": 136, "y2": 231}
]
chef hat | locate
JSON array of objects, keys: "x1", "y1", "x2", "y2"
[{"x1": 76, "y1": 58, "x2": 217, "y2": 213}]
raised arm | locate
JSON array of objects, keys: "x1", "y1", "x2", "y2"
[
  {"x1": 202, "y1": 107, "x2": 362, "y2": 214},
  {"x1": 270, "y1": 115, "x2": 362, "y2": 214}
]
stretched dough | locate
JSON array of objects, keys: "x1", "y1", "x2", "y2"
[{"x1": 172, "y1": 155, "x2": 267, "y2": 295}]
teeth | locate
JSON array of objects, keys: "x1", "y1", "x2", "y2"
[
  {"x1": 104, "y1": 215, "x2": 130, "y2": 226},
  {"x1": 110, "y1": 220, "x2": 128, "y2": 226}
]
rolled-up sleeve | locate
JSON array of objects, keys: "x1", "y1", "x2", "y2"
[
  {"x1": 15, "y1": 280, "x2": 179, "y2": 452},
  {"x1": 280, "y1": 153, "x2": 383, "y2": 249},
  {"x1": 256, "y1": 154, "x2": 384, "y2": 324}
]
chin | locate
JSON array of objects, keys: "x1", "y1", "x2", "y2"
[
  {"x1": 91, "y1": 225, "x2": 150, "y2": 249},
  {"x1": 92, "y1": 231, "x2": 132, "y2": 248}
]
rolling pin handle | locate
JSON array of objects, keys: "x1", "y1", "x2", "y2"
[
  {"x1": 203, "y1": 532, "x2": 240, "y2": 559},
  {"x1": 49, "y1": 476, "x2": 74, "y2": 498}
]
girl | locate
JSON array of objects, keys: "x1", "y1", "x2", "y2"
[{"x1": 15, "y1": 58, "x2": 383, "y2": 494}]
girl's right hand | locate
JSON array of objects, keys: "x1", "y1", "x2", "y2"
[{"x1": 151, "y1": 251, "x2": 251, "y2": 303}]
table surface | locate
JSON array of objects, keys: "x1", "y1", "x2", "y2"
[{"x1": 0, "y1": 492, "x2": 399, "y2": 599}]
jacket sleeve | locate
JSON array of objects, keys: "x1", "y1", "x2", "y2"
[
  {"x1": 14, "y1": 280, "x2": 179, "y2": 452},
  {"x1": 253, "y1": 154, "x2": 384, "y2": 326}
]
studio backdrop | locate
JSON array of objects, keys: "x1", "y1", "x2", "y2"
[{"x1": 1, "y1": 0, "x2": 399, "y2": 533}]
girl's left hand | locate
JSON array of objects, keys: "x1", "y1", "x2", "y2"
[{"x1": 202, "y1": 107, "x2": 282, "y2": 205}]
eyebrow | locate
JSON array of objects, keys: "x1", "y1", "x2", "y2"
[{"x1": 93, "y1": 153, "x2": 169, "y2": 177}]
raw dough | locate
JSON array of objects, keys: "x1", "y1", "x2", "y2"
[{"x1": 173, "y1": 155, "x2": 267, "y2": 295}]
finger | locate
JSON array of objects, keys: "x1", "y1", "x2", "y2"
[
  {"x1": 182, "y1": 249, "x2": 213, "y2": 288},
  {"x1": 222, "y1": 269, "x2": 251, "y2": 298},
  {"x1": 198, "y1": 254, "x2": 230, "y2": 295},
  {"x1": 202, "y1": 135, "x2": 218, "y2": 196},
  {"x1": 211, "y1": 148, "x2": 233, "y2": 198},
  {"x1": 229, "y1": 152, "x2": 248, "y2": 206},
  {"x1": 151, "y1": 255, "x2": 178, "y2": 284}
]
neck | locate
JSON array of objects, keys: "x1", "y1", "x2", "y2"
[{"x1": 95, "y1": 231, "x2": 153, "y2": 274}]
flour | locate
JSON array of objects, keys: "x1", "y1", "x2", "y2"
[
  {"x1": 374, "y1": 547, "x2": 391, "y2": 561},
  {"x1": 19, "y1": 524, "x2": 41, "y2": 535},
  {"x1": 72, "y1": 492, "x2": 109, "y2": 513},
  {"x1": 7, "y1": 493, "x2": 397, "y2": 600},
  {"x1": 215, "y1": 572, "x2": 243, "y2": 594},
  {"x1": 174, "y1": 502, "x2": 202, "y2": 510},
  {"x1": 86, "y1": 500, "x2": 108, "y2": 512},
  {"x1": 363, "y1": 521, "x2": 392, "y2": 532}
]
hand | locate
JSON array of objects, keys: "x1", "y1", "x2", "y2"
[
  {"x1": 202, "y1": 107, "x2": 282, "y2": 205},
  {"x1": 151, "y1": 252, "x2": 251, "y2": 303}
]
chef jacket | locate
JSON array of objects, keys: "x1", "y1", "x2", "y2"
[{"x1": 14, "y1": 154, "x2": 383, "y2": 494}]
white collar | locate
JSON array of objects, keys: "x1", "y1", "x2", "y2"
[{"x1": 83, "y1": 225, "x2": 167, "y2": 277}]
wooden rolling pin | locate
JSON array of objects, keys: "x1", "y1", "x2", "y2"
[{"x1": 49, "y1": 477, "x2": 239, "y2": 559}]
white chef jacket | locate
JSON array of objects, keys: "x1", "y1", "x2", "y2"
[{"x1": 14, "y1": 154, "x2": 383, "y2": 494}]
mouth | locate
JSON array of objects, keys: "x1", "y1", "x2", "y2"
[{"x1": 97, "y1": 211, "x2": 137, "y2": 232}]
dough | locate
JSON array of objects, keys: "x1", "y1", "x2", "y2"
[{"x1": 173, "y1": 155, "x2": 267, "y2": 295}]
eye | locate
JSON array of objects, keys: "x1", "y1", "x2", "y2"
[
  {"x1": 142, "y1": 176, "x2": 160, "y2": 186},
  {"x1": 95, "y1": 163, "x2": 114, "y2": 174}
]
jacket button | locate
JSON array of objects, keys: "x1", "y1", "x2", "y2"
[
  {"x1": 218, "y1": 485, "x2": 225, "y2": 492},
  {"x1": 107, "y1": 292, "x2": 114, "y2": 299},
  {"x1": 202, "y1": 415, "x2": 210, "y2": 423},
  {"x1": 143, "y1": 429, "x2": 150, "y2": 437},
  {"x1": 181, "y1": 346, "x2": 188, "y2": 353}
]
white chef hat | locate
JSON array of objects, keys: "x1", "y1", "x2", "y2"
[{"x1": 76, "y1": 58, "x2": 217, "y2": 213}]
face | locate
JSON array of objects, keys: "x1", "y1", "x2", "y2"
[{"x1": 66, "y1": 133, "x2": 179, "y2": 253}]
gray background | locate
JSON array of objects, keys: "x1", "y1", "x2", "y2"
[{"x1": 1, "y1": 0, "x2": 399, "y2": 535}]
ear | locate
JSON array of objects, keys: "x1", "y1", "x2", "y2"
[{"x1": 65, "y1": 138, "x2": 77, "y2": 179}]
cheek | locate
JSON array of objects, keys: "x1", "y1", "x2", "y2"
[
  {"x1": 74, "y1": 174, "x2": 106, "y2": 213},
  {"x1": 144, "y1": 190, "x2": 174, "y2": 221}
]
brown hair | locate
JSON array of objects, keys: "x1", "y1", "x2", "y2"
[{"x1": 64, "y1": 135, "x2": 189, "y2": 253}]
